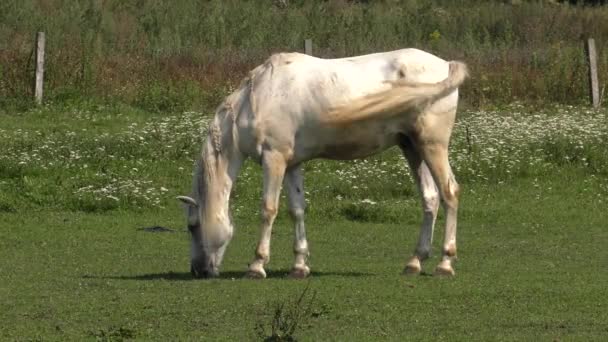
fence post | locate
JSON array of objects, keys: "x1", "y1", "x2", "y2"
[
  {"x1": 305, "y1": 39, "x2": 313, "y2": 56},
  {"x1": 586, "y1": 38, "x2": 600, "y2": 109},
  {"x1": 34, "y1": 32, "x2": 46, "y2": 105}
]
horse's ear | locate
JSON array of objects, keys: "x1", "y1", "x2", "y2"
[{"x1": 177, "y1": 196, "x2": 198, "y2": 208}]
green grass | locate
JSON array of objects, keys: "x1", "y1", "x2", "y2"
[
  {"x1": 1, "y1": 104, "x2": 608, "y2": 340},
  {"x1": 1, "y1": 172, "x2": 607, "y2": 340},
  {"x1": 2, "y1": 3, "x2": 608, "y2": 336},
  {"x1": 0, "y1": 103, "x2": 608, "y2": 341}
]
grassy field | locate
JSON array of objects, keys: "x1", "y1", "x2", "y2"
[
  {"x1": 1, "y1": 104, "x2": 607, "y2": 340},
  {"x1": 2, "y1": 1, "x2": 608, "y2": 340}
]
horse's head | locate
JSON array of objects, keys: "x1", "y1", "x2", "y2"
[{"x1": 178, "y1": 195, "x2": 233, "y2": 278}]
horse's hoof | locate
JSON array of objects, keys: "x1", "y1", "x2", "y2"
[
  {"x1": 403, "y1": 264, "x2": 421, "y2": 275},
  {"x1": 434, "y1": 263, "x2": 455, "y2": 277},
  {"x1": 245, "y1": 269, "x2": 266, "y2": 279},
  {"x1": 288, "y1": 267, "x2": 310, "y2": 279},
  {"x1": 403, "y1": 257, "x2": 421, "y2": 275}
]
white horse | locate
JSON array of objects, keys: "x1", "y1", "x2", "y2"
[{"x1": 178, "y1": 48, "x2": 468, "y2": 279}]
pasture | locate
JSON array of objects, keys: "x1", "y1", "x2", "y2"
[{"x1": 1, "y1": 104, "x2": 607, "y2": 340}]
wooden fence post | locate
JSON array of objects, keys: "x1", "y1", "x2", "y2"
[
  {"x1": 34, "y1": 32, "x2": 46, "y2": 105},
  {"x1": 586, "y1": 38, "x2": 600, "y2": 109},
  {"x1": 305, "y1": 39, "x2": 313, "y2": 55}
]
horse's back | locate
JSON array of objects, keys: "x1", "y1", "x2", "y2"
[
  {"x1": 234, "y1": 48, "x2": 457, "y2": 163},
  {"x1": 252, "y1": 49, "x2": 450, "y2": 114}
]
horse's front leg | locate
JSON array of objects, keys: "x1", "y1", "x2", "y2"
[
  {"x1": 246, "y1": 150, "x2": 287, "y2": 279},
  {"x1": 284, "y1": 165, "x2": 310, "y2": 279}
]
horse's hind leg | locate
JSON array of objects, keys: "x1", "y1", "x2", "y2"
[
  {"x1": 246, "y1": 149, "x2": 287, "y2": 279},
  {"x1": 284, "y1": 165, "x2": 310, "y2": 279},
  {"x1": 418, "y1": 142, "x2": 459, "y2": 276},
  {"x1": 399, "y1": 136, "x2": 440, "y2": 275}
]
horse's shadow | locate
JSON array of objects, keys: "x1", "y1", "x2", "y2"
[{"x1": 84, "y1": 269, "x2": 371, "y2": 282}]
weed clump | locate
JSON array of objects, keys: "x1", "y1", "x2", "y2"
[
  {"x1": 255, "y1": 283, "x2": 328, "y2": 341},
  {"x1": 89, "y1": 326, "x2": 137, "y2": 342}
]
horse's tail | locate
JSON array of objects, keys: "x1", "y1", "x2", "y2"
[{"x1": 321, "y1": 61, "x2": 468, "y2": 126}]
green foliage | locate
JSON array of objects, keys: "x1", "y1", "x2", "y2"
[
  {"x1": 340, "y1": 202, "x2": 404, "y2": 223},
  {"x1": 1, "y1": 0, "x2": 607, "y2": 110},
  {"x1": 135, "y1": 80, "x2": 201, "y2": 114},
  {"x1": 0, "y1": 104, "x2": 606, "y2": 213}
]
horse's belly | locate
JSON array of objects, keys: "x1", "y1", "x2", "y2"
[
  {"x1": 293, "y1": 123, "x2": 399, "y2": 162},
  {"x1": 318, "y1": 141, "x2": 393, "y2": 160}
]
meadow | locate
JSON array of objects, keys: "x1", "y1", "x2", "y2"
[
  {"x1": 1, "y1": 103, "x2": 607, "y2": 340},
  {"x1": 2, "y1": 0, "x2": 608, "y2": 340}
]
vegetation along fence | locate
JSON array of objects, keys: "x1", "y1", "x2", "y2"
[{"x1": 0, "y1": 0, "x2": 607, "y2": 112}]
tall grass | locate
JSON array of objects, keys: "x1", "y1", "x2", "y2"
[{"x1": 1, "y1": 0, "x2": 607, "y2": 111}]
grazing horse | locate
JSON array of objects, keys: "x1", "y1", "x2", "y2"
[{"x1": 178, "y1": 48, "x2": 468, "y2": 279}]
